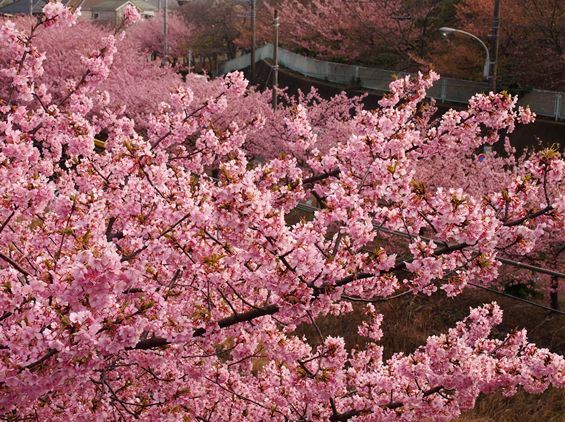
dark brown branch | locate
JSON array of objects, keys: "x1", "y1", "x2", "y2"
[
  {"x1": 315, "y1": 242, "x2": 470, "y2": 294},
  {"x1": 330, "y1": 385, "x2": 448, "y2": 421},
  {"x1": 311, "y1": 189, "x2": 327, "y2": 208},
  {"x1": 389, "y1": 242, "x2": 469, "y2": 272},
  {"x1": 18, "y1": 305, "x2": 280, "y2": 371},
  {"x1": 384, "y1": 385, "x2": 447, "y2": 409},
  {"x1": 123, "y1": 287, "x2": 144, "y2": 294},
  {"x1": 329, "y1": 409, "x2": 361, "y2": 421},
  {"x1": 134, "y1": 304, "x2": 279, "y2": 350},
  {"x1": 303, "y1": 169, "x2": 341, "y2": 184},
  {"x1": 332, "y1": 272, "x2": 377, "y2": 289},
  {"x1": 0, "y1": 209, "x2": 15, "y2": 234},
  {"x1": 21, "y1": 348, "x2": 57, "y2": 372},
  {"x1": 0, "y1": 251, "x2": 31, "y2": 277},
  {"x1": 133, "y1": 336, "x2": 169, "y2": 350},
  {"x1": 106, "y1": 217, "x2": 124, "y2": 242},
  {"x1": 504, "y1": 205, "x2": 553, "y2": 227}
]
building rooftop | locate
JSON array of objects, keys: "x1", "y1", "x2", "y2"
[
  {"x1": 0, "y1": 0, "x2": 53, "y2": 15},
  {"x1": 78, "y1": 0, "x2": 156, "y2": 12}
]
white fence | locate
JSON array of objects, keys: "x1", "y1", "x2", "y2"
[{"x1": 218, "y1": 44, "x2": 565, "y2": 121}]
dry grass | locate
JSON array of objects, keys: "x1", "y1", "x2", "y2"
[
  {"x1": 294, "y1": 288, "x2": 565, "y2": 419},
  {"x1": 457, "y1": 388, "x2": 564, "y2": 421}
]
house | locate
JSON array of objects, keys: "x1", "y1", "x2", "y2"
[
  {"x1": 0, "y1": 0, "x2": 15, "y2": 10},
  {"x1": 0, "y1": 0, "x2": 157, "y2": 24},
  {"x1": 76, "y1": 0, "x2": 157, "y2": 24},
  {"x1": 144, "y1": 0, "x2": 179, "y2": 11},
  {"x1": 0, "y1": 0, "x2": 72, "y2": 16}
]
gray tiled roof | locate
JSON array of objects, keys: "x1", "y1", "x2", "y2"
[
  {"x1": 0, "y1": 0, "x2": 156, "y2": 16},
  {"x1": 84, "y1": 0, "x2": 157, "y2": 12},
  {"x1": 0, "y1": 0, "x2": 49, "y2": 14}
]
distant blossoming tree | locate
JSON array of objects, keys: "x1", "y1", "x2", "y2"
[
  {"x1": 253, "y1": 0, "x2": 445, "y2": 68},
  {"x1": 125, "y1": 11, "x2": 194, "y2": 60},
  {"x1": 0, "y1": 10, "x2": 193, "y2": 126}
]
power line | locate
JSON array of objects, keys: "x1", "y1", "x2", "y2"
[
  {"x1": 497, "y1": 257, "x2": 564, "y2": 279},
  {"x1": 295, "y1": 202, "x2": 565, "y2": 279},
  {"x1": 469, "y1": 282, "x2": 565, "y2": 316}
]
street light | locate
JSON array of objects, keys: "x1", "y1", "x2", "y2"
[
  {"x1": 161, "y1": 0, "x2": 168, "y2": 66},
  {"x1": 251, "y1": 0, "x2": 256, "y2": 84},
  {"x1": 439, "y1": 27, "x2": 490, "y2": 82}
]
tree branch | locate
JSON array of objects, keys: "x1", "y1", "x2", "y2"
[
  {"x1": 21, "y1": 348, "x2": 58, "y2": 372},
  {"x1": 0, "y1": 251, "x2": 31, "y2": 277},
  {"x1": 329, "y1": 385, "x2": 448, "y2": 421},
  {"x1": 134, "y1": 304, "x2": 279, "y2": 350},
  {"x1": 504, "y1": 205, "x2": 553, "y2": 227},
  {"x1": 303, "y1": 168, "x2": 341, "y2": 184},
  {"x1": 315, "y1": 242, "x2": 470, "y2": 294}
]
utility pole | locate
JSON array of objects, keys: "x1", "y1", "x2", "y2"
[
  {"x1": 250, "y1": 0, "x2": 256, "y2": 84},
  {"x1": 489, "y1": 0, "x2": 501, "y2": 92},
  {"x1": 29, "y1": 0, "x2": 32, "y2": 16},
  {"x1": 272, "y1": 9, "x2": 279, "y2": 110},
  {"x1": 188, "y1": 48, "x2": 193, "y2": 73},
  {"x1": 163, "y1": 0, "x2": 168, "y2": 65}
]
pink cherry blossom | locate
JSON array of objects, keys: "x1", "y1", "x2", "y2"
[
  {"x1": 0, "y1": 5, "x2": 563, "y2": 420},
  {"x1": 122, "y1": 4, "x2": 141, "y2": 27}
]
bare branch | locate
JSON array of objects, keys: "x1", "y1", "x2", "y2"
[
  {"x1": 303, "y1": 168, "x2": 341, "y2": 184},
  {"x1": 0, "y1": 252, "x2": 31, "y2": 278},
  {"x1": 134, "y1": 304, "x2": 279, "y2": 350},
  {"x1": 504, "y1": 205, "x2": 553, "y2": 227}
]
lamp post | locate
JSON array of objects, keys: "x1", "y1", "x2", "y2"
[
  {"x1": 272, "y1": 9, "x2": 279, "y2": 110},
  {"x1": 162, "y1": 0, "x2": 168, "y2": 65},
  {"x1": 439, "y1": 27, "x2": 490, "y2": 82},
  {"x1": 489, "y1": 0, "x2": 501, "y2": 92},
  {"x1": 250, "y1": 0, "x2": 256, "y2": 84}
]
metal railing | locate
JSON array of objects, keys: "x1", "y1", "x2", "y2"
[{"x1": 217, "y1": 44, "x2": 565, "y2": 121}]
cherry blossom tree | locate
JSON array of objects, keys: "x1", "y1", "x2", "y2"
[
  {"x1": 125, "y1": 11, "x2": 194, "y2": 60},
  {"x1": 412, "y1": 125, "x2": 564, "y2": 308},
  {"x1": 447, "y1": 0, "x2": 564, "y2": 90},
  {"x1": 0, "y1": 4, "x2": 564, "y2": 421},
  {"x1": 256, "y1": 0, "x2": 452, "y2": 68},
  {"x1": 0, "y1": 14, "x2": 186, "y2": 127},
  {"x1": 252, "y1": 0, "x2": 562, "y2": 90},
  {"x1": 178, "y1": 0, "x2": 243, "y2": 70}
]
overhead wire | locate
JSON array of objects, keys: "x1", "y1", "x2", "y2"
[
  {"x1": 294, "y1": 202, "x2": 565, "y2": 279},
  {"x1": 295, "y1": 203, "x2": 564, "y2": 316},
  {"x1": 469, "y1": 283, "x2": 565, "y2": 316}
]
